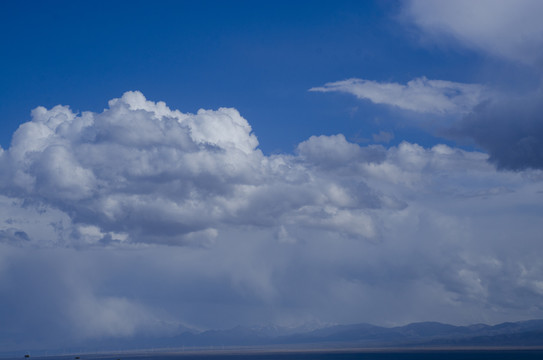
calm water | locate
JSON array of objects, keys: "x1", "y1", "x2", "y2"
[{"x1": 8, "y1": 350, "x2": 543, "y2": 360}]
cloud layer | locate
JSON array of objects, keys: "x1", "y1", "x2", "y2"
[{"x1": 1, "y1": 93, "x2": 543, "y2": 350}]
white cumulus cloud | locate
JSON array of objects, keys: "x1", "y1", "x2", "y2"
[{"x1": 0, "y1": 91, "x2": 390, "y2": 247}]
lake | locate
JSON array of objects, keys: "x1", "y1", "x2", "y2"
[{"x1": 7, "y1": 349, "x2": 543, "y2": 360}]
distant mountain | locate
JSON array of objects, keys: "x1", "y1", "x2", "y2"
[
  {"x1": 6, "y1": 320, "x2": 543, "y2": 356},
  {"x1": 165, "y1": 319, "x2": 543, "y2": 348}
]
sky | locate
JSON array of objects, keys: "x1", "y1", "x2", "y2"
[{"x1": 1, "y1": 0, "x2": 543, "y2": 352}]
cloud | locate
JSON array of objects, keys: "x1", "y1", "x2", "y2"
[
  {"x1": 0, "y1": 92, "x2": 391, "y2": 247},
  {"x1": 311, "y1": 1, "x2": 543, "y2": 171},
  {"x1": 1, "y1": 93, "x2": 543, "y2": 350},
  {"x1": 296, "y1": 134, "x2": 386, "y2": 169},
  {"x1": 2, "y1": 91, "x2": 266, "y2": 245},
  {"x1": 310, "y1": 75, "x2": 543, "y2": 170},
  {"x1": 401, "y1": 1, "x2": 543, "y2": 170},
  {"x1": 0, "y1": 245, "x2": 177, "y2": 349},
  {"x1": 310, "y1": 77, "x2": 486, "y2": 114},
  {"x1": 404, "y1": 0, "x2": 543, "y2": 66},
  {"x1": 0, "y1": 228, "x2": 30, "y2": 245},
  {"x1": 447, "y1": 92, "x2": 543, "y2": 170},
  {"x1": 372, "y1": 131, "x2": 394, "y2": 144}
]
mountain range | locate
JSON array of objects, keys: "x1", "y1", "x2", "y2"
[
  {"x1": 40, "y1": 319, "x2": 543, "y2": 355},
  {"x1": 167, "y1": 319, "x2": 543, "y2": 348},
  {"x1": 6, "y1": 320, "x2": 543, "y2": 357}
]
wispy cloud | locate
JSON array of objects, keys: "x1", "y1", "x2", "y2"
[
  {"x1": 310, "y1": 77, "x2": 486, "y2": 114},
  {"x1": 372, "y1": 131, "x2": 394, "y2": 144}
]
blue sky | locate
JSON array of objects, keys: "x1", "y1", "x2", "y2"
[
  {"x1": 1, "y1": 0, "x2": 489, "y2": 153},
  {"x1": 2, "y1": 0, "x2": 543, "y2": 353}
]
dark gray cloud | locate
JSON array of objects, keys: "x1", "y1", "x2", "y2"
[{"x1": 448, "y1": 94, "x2": 543, "y2": 170}]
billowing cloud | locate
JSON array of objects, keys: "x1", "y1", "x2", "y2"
[
  {"x1": 310, "y1": 77, "x2": 486, "y2": 114},
  {"x1": 0, "y1": 91, "x2": 389, "y2": 247},
  {"x1": 404, "y1": 0, "x2": 543, "y2": 66},
  {"x1": 1, "y1": 93, "x2": 543, "y2": 351}
]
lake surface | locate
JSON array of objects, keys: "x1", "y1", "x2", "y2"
[{"x1": 8, "y1": 349, "x2": 543, "y2": 360}]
